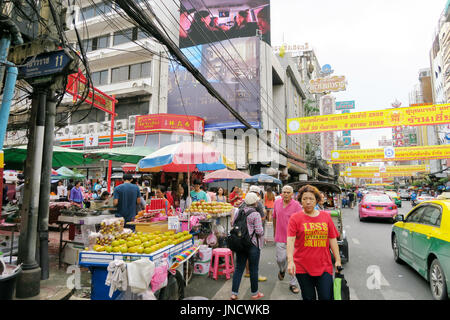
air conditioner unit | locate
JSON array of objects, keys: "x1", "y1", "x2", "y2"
[
  {"x1": 74, "y1": 124, "x2": 86, "y2": 136},
  {"x1": 128, "y1": 115, "x2": 137, "y2": 130},
  {"x1": 115, "y1": 119, "x2": 128, "y2": 131},
  {"x1": 87, "y1": 123, "x2": 96, "y2": 134},
  {"x1": 99, "y1": 121, "x2": 110, "y2": 133}
]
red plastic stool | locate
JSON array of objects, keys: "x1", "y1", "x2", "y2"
[{"x1": 209, "y1": 248, "x2": 234, "y2": 280}]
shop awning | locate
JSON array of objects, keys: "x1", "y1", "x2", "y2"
[
  {"x1": 83, "y1": 146, "x2": 156, "y2": 164},
  {"x1": 287, "y1": 161, "x2": 308, "y2": 175},
  {"x1": 3, "y1": 145, "x2": 96, "y2": 168}
]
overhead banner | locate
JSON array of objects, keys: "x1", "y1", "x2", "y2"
[
  {"x1": 344, "y1": 164, "x2": 430, "y2": 173},
  {"x1": 287, "y1": 103, "x2": 450, "y2": 135},
  {"x1": 341, "y1": 172, "x2": 425, "y2": 178},
  {"x1": 329, "y1": 144, "x2": 450, "y2": 163}
]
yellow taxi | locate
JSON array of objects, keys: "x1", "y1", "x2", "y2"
[{"x1": 391, "y1": 199, "x2": 450, "y2": 300}]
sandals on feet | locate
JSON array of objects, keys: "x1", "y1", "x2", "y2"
[
  {"x1": 230, "y1": 295, "x2": 238, "y2": 300},
  {"x1": 278, "y1": 271, "x2": 285, "y2": 281},
  {"x1": 251, "y1": 292, "x2": 264, "y2": 300},
  {"x1": 289, "y1": 285, "x2": 300, "y2": 294}
]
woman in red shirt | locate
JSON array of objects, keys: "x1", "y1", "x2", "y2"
[
  {"x1": 229, "y1": 186, "x2": 242, "y2": 207},
  {"x1": 287, "y1": 185, "x2": 341, "y2": 300}
]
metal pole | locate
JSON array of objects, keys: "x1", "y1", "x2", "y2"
[
  {"x1": 0, "y1": 64, "x2": 18, "y2": 149},
  {"x1": 37, "y1": 89, "x2": 56, "y2": 280},
  {"x1": 16, "y1": 89, "x2": 46, "y2": 298},
  {"x1": 0, "y1": 36, "x2": 10, "y2": 93}
]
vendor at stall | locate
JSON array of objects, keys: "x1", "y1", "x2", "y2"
[
  {"x1": 90, "y1": 191, "x2": 112, "y2": 211},
  {"x1": 69, "y1": 181, "x2": 84, "y2": 207},
  {"x1": 153, "y1": 185, "x2": 171, "y2": 213},
  {"x1": 190, "y1": 180, "x2": 208, "y2": 202}
]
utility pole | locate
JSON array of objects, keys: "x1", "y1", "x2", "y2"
[{"x1": 12, "y1": 0, "x2": 77, "y2": 297}]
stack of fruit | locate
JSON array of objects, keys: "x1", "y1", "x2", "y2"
[
  {"x1": 99, "y1": 217, "x2": 125, "y2": 234},
  {"x1": 184, "y1": 201, "x2": 233, "y2": 216},
  {"x1": 90, "y1": 230, "x2": 193, "y2": 255}
]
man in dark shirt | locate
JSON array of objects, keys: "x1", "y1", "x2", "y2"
[{"x1": 113, "y1": 174, "x2": 141, "y2": 223}]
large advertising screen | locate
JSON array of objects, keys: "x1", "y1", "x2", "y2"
[
  {"x1": 179, "y1": 0, "x2": 271, "y2": 48},
  {"x1": 168, "y1": 36, "x2": 261, "y2": 131}
]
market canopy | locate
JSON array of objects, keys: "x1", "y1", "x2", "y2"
[
  {"x1": 137, "y1": 141, "x2": 235, "y2": 172},
  {"x1": 244, "y1": 173, "x2": 282, "y2": 185},
  {"x1": 83, "y1": 146, "x2": 156, "y2": 164},
  {"x1": 3, "y1": 145, "x2": 96, "y2": 168}
]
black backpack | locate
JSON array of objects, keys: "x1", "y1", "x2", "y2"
[{"x1": 227, "y1": 207, "x2": 257, "y2": 253}]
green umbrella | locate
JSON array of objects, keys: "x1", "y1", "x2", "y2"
[
  {"x1": 83, "y1": 146, "x2": 156, "y2": 164},
  {"x1": 3, "y1": 145, "x2": 96, "y2": 168}
]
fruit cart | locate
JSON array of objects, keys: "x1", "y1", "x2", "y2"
[{"x1": 79, "y1": 238, "x2": 195, "y2": 300}]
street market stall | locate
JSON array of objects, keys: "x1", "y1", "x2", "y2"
[{"x1": 78, "y1": 215, "x2": 198, "y2": 300}]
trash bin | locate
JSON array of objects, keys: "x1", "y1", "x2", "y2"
[{"x1": 0, "y1": 265, "x2": 22, "y2": 300}]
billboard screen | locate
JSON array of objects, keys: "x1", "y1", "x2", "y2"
[
  {"x1": 179, "y1": 0, "x2": 271, "y2": 49},
  {"x1": 168, "y1": 36, "x2": 261, "y2": 131}
]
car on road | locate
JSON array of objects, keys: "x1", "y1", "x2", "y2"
[
  {"x1": 417, "y1": 193, "x2": 434, "y2": 204},
  {"x1": 391, "y1": 199, "x2": 450, "y2": 300},
  {"x1": 399, "y1": 189, "x2": 411, "y2": 201},
  {"x1": 288, "y1": 181, "x2": 349, "y2": 264},
  {"x1": 359, "y1": 193, "x2": 398, "y2": 223},
  {"x1": 437, "y1": 192, "x2": 450, "y2": 200},
  {"x1": 385, "y1": 191, "x2": 402, "y2": 208}
]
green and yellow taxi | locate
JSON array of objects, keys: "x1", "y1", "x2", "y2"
[
  {"x1": 385, "y1": 191, "x2": 402, "y2": 208},
  {"x1": 391, "y1": 199, "x2": 450, "y2": 300}
]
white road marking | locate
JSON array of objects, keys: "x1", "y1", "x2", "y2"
[{"x1": 352, "y1": 238, "x2": 360, "y2": 245}]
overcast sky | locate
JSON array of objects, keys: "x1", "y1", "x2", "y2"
[{"x1": 271, "y1": 0, "x2": 447, "y2": 148}]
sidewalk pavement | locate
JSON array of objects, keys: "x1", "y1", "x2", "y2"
[{"x1": 11, "y1": 228, "x2": 91, "y2": 300}]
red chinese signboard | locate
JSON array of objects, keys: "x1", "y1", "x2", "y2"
[{"x1": 135, "y1": 114, "x2": 205, "y2": 136}]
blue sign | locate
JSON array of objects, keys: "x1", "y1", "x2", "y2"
[
  {"x1": 445, "y1": 132, "x2": 450, "y2": 140},
  {"x1": 18, "y1": 50, "x2": 73, "y2": 79},
  {"x1": 342, "y1": 130, "x2": 351, "y2": 136},
  {"x1": 336, "y1": 101, "x2": 356, "y2": 110},
  {"x1": 321, "y1": 64, "x2": 333, "y2": 75}
]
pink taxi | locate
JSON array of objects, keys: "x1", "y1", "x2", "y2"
[{"x1": 359, "y1": 193, "x2": 398, "y2": 223}]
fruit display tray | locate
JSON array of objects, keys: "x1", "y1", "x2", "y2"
[{"x1": 78, "y1": 238, "x2": 194, "y2": 268}]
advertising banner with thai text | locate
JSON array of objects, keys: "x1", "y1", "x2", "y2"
[
  {"x1": 344, "y1": 164, "x2": 430, "y2": 173},
  {"x1": 287, "y1": 103, "x2": 450, "y2": 135},
  {"x1": 329, "y1": 145, "x2": 450, "y2": 163}
]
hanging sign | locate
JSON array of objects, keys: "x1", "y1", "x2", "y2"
[
  {"x1": 287, "y1": 103, "x2": 450, "y2": 135},
  {"x1": 329, "y1": 144, "x2": 450, "y2": 163}
]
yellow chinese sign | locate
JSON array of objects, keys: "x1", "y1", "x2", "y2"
[
  {"x1": 329, "y1": 145, "x2": 450, "y2": 163},
  {"x1": 287, "y1": 103, "x2": 450, "y2": 135}
]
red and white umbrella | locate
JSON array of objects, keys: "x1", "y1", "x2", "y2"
[{"x1": 203, "y1": 168, "x2": 251, "y2": 183}]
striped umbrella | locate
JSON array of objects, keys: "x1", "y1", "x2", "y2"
[{"x1": 137, "y1": 141, "x2": 232, "y2": 172}]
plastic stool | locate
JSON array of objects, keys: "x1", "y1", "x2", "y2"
[{"x1": 209, "y1": 248, "x2": 234, "y2": 280}]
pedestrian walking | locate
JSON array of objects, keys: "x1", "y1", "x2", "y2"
[
  {"x1": 230, "y1": 193, "x2": 265, "y2": 300},
  {"x1": 287, "y1": 185, "x2": 342, "y2": 301},
  {"x1": 264, "y1": 187, "x2": 275, "y2": 222},
  {"x1": 240, "y1": 185, "x2": 267, "y2": 282},
  {"x1": 113, "y1": 174, "x2": 141, "y2": 223},
  {"x1": 273, "y1": 185, "x2": 302, "y2": 294},
  {"x1": 348, "y1": 190, "x2": 355, "y2": 209}
]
